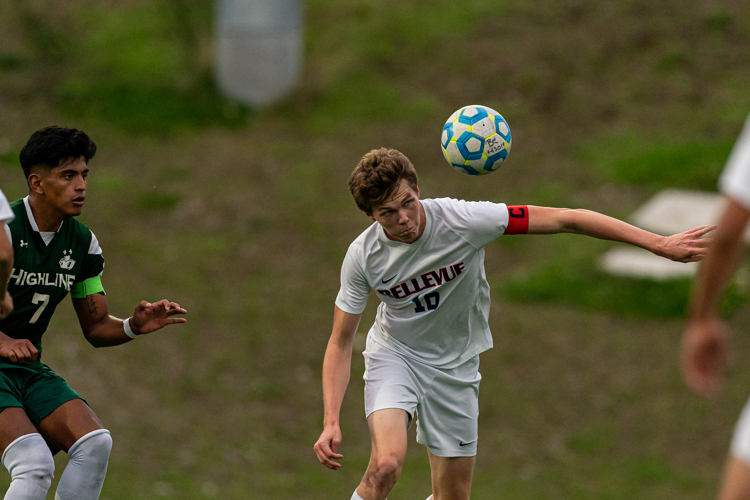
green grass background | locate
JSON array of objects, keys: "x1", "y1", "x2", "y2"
[{"x1": 1, "y1": 0, "x2": 750, "y2": 498}]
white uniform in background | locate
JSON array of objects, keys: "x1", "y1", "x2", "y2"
[
  {"x1": 0, "y1": 188, "x2": 14, "y2": 226},
  {"x1": 718, "y1": 113, "x2": 750, "y2": 462}
]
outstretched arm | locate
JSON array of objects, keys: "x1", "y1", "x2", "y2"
[
  {"x1": 314, "y1": 306, "x2": 362, "y2": 470},
  {"x1": 526, "y1": 205, "x2": 714, "y2": 262},
  {"x1": 681, "y1": 198, "x2": 750, "y2": 396},
  {"x1": 73, "y1": 292, "x2": 187, "y2": 348}
]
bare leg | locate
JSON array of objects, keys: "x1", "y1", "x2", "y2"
[
  {"x1": 0, "y1": 408, "x2": 55, "y2": 500},
  {"x1": 718, "y1": 455, "x2": 750, "y2": 500},
  {"x1": 355, "y1": 409, "x2": 409, "y2": 500},
  {"x1": 37, "y1": 399, "x2": 103, "y2": 453},
  {"x1": 427, "y1": 449, "x2": 475, "y2": 500},
  {"x1": 38, "y1": 400, "x2": 111, "y2": 500},
  {"x1": 0, "y1": 409, "x2": 37, "y2": 451}
]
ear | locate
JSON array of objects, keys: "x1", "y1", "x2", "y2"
[
  {"x1": 366, "y1": 213, "x2": 376, "y2": 222},
  {"x1": 28, "y1": 173, "x2": 44, "y2": 195}
]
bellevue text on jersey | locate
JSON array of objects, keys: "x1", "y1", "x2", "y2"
[{"x1": 377, "y1": 261, "x2": 465, "y2": 299}]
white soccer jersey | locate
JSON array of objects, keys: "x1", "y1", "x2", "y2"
[
  {"x1": 720, "y1": 112, "x2": 750, "y2": 209},
  {"x1": 336, "y1": 198, "x2": 511, "y2": 368},
  {"x1": 0, "y1": 188, "x2": 14, "y2": 225}
]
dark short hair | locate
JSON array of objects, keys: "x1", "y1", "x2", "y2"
[
  {"x1": 348, "y1": 148, "x2": 419, "y2": 215},
  {"x1": 19, "y1": 126, "x2": 97, "y2": 178}
]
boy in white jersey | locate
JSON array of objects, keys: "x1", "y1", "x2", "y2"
[
  {"x1": 0, "y1": 187, "x2": 14, "y2": 319},
  {"x1": 681, "y1": 112, "x2": 750, "y2": 500},
  {"x1": 314, "y1": 148, "x2": 714, "y2": 500}
]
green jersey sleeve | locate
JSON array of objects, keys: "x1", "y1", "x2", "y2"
[{"x1": 70, "y1": 231, "x2": 105, "y2": 298}]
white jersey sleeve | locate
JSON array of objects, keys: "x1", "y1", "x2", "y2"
[
  {"x1": 0, "y1": 188, "x2": 14, "y2": 225},
  {"x1": 335, "y1": 241, "x2": 371, "y2": 314},
  {"x1": 433, "y1": 198, "x2": 509, "y2": 248},
  {"x1": 719, "y1": 113, "x2": 750, "y2": 209}
]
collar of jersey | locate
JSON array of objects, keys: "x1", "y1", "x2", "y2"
[
  {"x1": 24, "y1": 196, "x2": 64, "y2": 234},
  {"x1": 376, "y1": 200, "x2": 432, "y2": 248}
]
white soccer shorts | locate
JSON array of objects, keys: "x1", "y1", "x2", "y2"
[
  {"x1": 731, "y1": 394, "x2": 750, "y2": 463},
  {"x1": 362, "y1": 336, "x2": 482, "y2": 457}
]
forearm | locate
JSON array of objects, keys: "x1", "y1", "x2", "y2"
[
  {"x1": 83, "y1": 314, "x2": 133, "y2": 347},
  {"x1": 321, "y1": 339, "x2": 353, "y2": 427},
  {"x1": 555, "y1": 209, "x2": 666, "y2": 252},
  {"x1": 689, "y1": 201, "x2": 749, "y2": 320}
]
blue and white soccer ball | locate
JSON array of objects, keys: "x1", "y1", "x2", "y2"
[{"x1": 440, "y1": 105, "x2": 511, "y2": 176}]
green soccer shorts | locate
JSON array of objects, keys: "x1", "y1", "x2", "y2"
[{"x1": 0, "y1": 363, "x2": 84, "y2": 427}]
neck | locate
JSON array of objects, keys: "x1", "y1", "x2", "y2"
[{"x1": 28, "y1": 193, "x2": 65, "y2": 232}]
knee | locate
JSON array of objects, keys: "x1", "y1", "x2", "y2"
[
  {"x1": 68, "y1": 429, "x2": 112, "y2": 467},
  {"x1": 367, "y1": 453, "x2": 403, "y2": 489},
  {"x1": 3, "y1": 433, "x2": 55, "y2": 489}
]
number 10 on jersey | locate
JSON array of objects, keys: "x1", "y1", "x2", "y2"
[{"x1": 412, "y1": 292, "x2": 440, "y2": 313}]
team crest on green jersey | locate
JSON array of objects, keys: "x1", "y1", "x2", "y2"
[{"x1": 59, "y1": 250, "x2": 75, "y2": 270}]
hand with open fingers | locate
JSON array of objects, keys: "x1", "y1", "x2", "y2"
[
  {"x1": 314, "y1": 425, "x2": 344, "y2": 470},
  {"x1": 0, "y1": 337, "x2": 38, "y2": 364},
  {"x1": 658, "y1": 225, "x2": 715, "y2": 262},
  {"x1": 681, "y1": 318, "x2": 729, "y2": 397},
  {"x1": 130, "y1": 299, "x2": 187, "y2": 336},
  {"x1": 0, "y1": 291, "x2": 13, "y2": 320}
]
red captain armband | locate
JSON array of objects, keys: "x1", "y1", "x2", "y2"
[{"x1": 505, "y1": 205, "x2": 529, "y2": 234}]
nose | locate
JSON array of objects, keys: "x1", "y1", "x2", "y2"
[{"x1": 398, "y1": 209, "x2": 409, "y2": 225}]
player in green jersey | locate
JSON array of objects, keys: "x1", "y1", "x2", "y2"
[{"x1": 0, "y1": 126, "x2": 187, "y2": 500}]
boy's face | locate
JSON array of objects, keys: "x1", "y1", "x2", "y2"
[
  {"x1": 368, "y1": 181, "x2": 424, "y2": 244},
  {"x1": 34, "y1": 156, "x2": 88, "y2": 218}
]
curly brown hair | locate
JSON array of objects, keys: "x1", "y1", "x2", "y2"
[{"x1": 348, "y1": 148, "x2": 419, "y2": 215}]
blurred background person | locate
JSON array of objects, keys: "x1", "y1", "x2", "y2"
[
  {"x1": 682, "y1": 111, "x2": 750, "y2": 500},
  {"x1": 0, "y1": 187, "x2": 14, "y2": 319}
]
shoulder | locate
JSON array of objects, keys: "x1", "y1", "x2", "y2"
[
  {"x1": 347, "y1": 221, "x2": 379, "y2": 252},
  {"x1": 64, "y1": 218, "x2": 103, "y2": 255},
  {"x1": 719, "y1": 113, "x2": 750, "y2": 207},
  {"x1": 425, "y1": 197, "x2": 508, "y2": 221},
  {"x1": 9, "y1": 199, "x2": 25, "y2": 216},
  {"x1": 7, "y1": 199, "x2": 27, "y2": 230}
]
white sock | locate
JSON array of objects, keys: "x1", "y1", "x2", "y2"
[
  {"x1": 351, "y1": 490, "x2": 388, "y2": 500},
  {"x1": 2, "y1": 433, "x2": 55, "y2": 500},
  {"x1": 55, "y1": 429, "x2": 112, "y2": 500}
]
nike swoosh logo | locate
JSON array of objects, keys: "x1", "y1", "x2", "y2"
[
  {"x1": 381, "y1": 275, "x2": 397, "y2": 284},
  {"x1": 459, "y1": 440, "x2": 476, "y2": 446}
]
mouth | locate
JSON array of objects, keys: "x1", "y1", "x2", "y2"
[{"x1": 72, "y1": 197, "x2": 85, "y2": 207}]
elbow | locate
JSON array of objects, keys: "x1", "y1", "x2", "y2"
[
  {"x1": 83, "y1": 330, "x2": 105, "y2": 348},
  {"x1": 712, "y1": 231, "x2": 743, "y2": 253},
  {"x1": 559, "y1": 208, "x2": 589, "y2": 233}
]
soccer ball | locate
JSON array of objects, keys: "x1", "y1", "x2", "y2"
[{"x1": 440, "y1": 105, "x2": 511, "y2": 175}]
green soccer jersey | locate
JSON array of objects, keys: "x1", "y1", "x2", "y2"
[{"x1": 0, "y1": 198, "x2": 105, "y2": 367}]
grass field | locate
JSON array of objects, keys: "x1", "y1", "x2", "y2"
[{"x1": 1, "y1": 0, "x2": 750, "y2": 498}]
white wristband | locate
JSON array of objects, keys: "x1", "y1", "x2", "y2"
[{"x1": 123, "y1": 317, "x2": 137, "y2": 339}]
